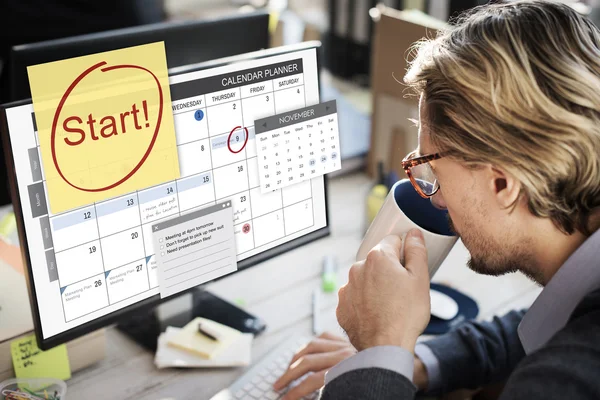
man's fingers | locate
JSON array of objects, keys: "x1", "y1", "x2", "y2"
[
  {"x1": 318, "y1": 331, "x2": 348, "y2": 342},
  {"x1": 281, "y1": 370, "x2": 326, "y2": 400},
  {"x1": 287, "y1": 338, "x2": 350, "y2": 367},
  {"x1": 403, "y1": 228, "x2": 429, "y2": 277},
  {"x1": 273, "y1": 354, "x2": 320, "y2": 390},
  {"x1": 371, "y1": 235, "x2": 404, "y2": 261},
  {"x1": 274, "y1": 353, "x2": 341, "y2": 391}
]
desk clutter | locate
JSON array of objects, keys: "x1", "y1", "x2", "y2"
[
  {"x1": 0, "y1": 378, "x2": 66, "y2": 400},
  {"x1": 0, "y1": 335, "x2": 70, "y2": 399},
  {"x1": 154, "y1": 317, "x2": 254, "y2": 369}
]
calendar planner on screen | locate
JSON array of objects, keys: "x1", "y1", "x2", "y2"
[{"x1": 3, "y1": 47, "x2": 328, "y2": 339}]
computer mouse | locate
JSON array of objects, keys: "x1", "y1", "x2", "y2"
[{"x1": 429, "y1": 289, "x2": 459, "y2": 320}]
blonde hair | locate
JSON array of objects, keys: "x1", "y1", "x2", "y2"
[{"x1": 405, "y1": 0, "x2": 600, "y2": 236}]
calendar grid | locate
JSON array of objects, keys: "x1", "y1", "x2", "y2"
[
  {"x1": 25, "y1": 56, "x2": 322, "y2": 324},
  {"x1": 203, "y1": 100, "x2": 219, "y2": 211},
  {"x1": 135, "y1": 191, "x2": 152, "y2": 288},
  {"x1": 239, "y1": 91, "x2": 257, "y2": 248},
  {"x1": 92, "y1": 202, "x2": 111, "y2": 303},
  {"x1": 254, "y1": 100, "x2": 340, "y2": 193},
  {"x1": 172, "y1": 78, "x2": 304, "y2": 114}
]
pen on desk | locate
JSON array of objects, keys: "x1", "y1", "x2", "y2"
[{"x1": 312, "y1": 288, "x2": 321, "y2": 335}]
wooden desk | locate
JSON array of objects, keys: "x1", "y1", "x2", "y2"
[{"x1": 65, "y1": 171, "x2": 540, "y2": 399}]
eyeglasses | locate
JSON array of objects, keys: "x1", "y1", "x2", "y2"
[{"x1": 401, "y1": 150, "x2": 443, "y2": 198}]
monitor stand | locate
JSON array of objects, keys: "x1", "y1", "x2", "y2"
[{"x1": 116, "y1": 288, "x2": 267, "y2": 352}]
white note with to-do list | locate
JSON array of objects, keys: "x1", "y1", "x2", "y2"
[
  {"x1": 255, "y1": 100, "x2": 341, "y2": 193},
  {"x1": 152, "y1": 201, "x2": 237, "y2": 298}
]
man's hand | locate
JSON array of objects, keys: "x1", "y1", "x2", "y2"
[
  {"x1": 272, "y1": 332, "x2": 356, "y2": 400},
  {"x1": 336, "y1": 229, "x2": 431, "y2": 352}
]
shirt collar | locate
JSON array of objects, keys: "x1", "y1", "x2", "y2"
[{"x1": 518, "y1": 228, "x2": 600, "y2": 354}]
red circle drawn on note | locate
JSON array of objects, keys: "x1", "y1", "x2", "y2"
[
  {"x1": 50, "y1": 61, "x2": 164, "y2": 192},
  {"x1": 227, "y1": 126, "x2": 249, "y2": 154},
  {"x1": 242, "y1": 223, "x2": 251, "y2": 234}
]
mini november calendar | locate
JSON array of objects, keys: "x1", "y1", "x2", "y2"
[{"x1": 255, "y1": 100, "x2": 340, "y2": 193}]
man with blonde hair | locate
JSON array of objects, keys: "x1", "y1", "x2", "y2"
[{"x1": 273, "y1": 1, "x2": 600, "y2": 398}]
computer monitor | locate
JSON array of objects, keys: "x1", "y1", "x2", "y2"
[
  {"x1": 0, "y1": 41, "x2": 329, "y2": 350},
  {"x1": 7, "y1": 10, "x2": 270, "y2": 102}
]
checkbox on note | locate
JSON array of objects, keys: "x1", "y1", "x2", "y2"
[
  {"x1": 159, "y1": 238, "x2": 163, "y2": 243},
  {"x1": 160, "y1": 245, "x2": 164, "y2": 249}
]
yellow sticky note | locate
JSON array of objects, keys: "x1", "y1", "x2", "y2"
[
  {"x1": 27, "y1": 42, "x2": 180, "y2": 214},
  {"x1": 11, "y1": 334, "x2": 71, "y2": 381},
  {"x1": 167, "y1": 317, "x2": 242, "y2": 359}
]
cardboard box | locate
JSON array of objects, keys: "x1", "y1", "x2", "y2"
[{"x1": 367, "y1": 6, "x2": 448, "y2": 177}]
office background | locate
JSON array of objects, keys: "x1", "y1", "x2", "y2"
[{"x1": 0, "y1": 0, "x2": 595, "y2": 398}]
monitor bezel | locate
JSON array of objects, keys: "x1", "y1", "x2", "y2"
[
  {"x1": 0, "y1": 41, "x2": 330, "y2": 350},
  {"x1": 7, "y1": 9, "x2": 271, "y2": 102}
]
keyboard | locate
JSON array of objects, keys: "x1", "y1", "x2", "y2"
[{"x1": 209, "y1": 334, "x2": 320, "y2": 400}]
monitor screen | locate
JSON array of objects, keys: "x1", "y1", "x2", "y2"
[{"x1": 0, "y1": 43, "x2": 329, "y2": 349}]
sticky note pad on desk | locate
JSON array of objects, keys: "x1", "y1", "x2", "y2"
[
  {"x1": 155, "y1": 327, "x2": 253, "y2": 369},
  {"x1": 167, "y1": 317, "x2": 242, "y2": 359},
  {"x1": 11, "y1": 334, "x2": 71, "y2": 380}
]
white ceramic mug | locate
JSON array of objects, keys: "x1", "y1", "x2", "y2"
[{"x1": 356, "y1": 179, "x2": 458, "y2": 278}]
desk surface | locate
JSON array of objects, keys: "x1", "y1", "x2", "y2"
[{"x1": 65, "y1": 171, "x2": 541, "y2": 399}]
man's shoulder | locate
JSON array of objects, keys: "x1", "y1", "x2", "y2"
[
  {"x1": 547, "y1": 286, "x2": 600, "y2": 348},
  {"x1": 500, "y1": 288, "x2": 600, "y2": 399},
  {"x1": 568, "y1": 286, "x2": 600, "y2": 323}
]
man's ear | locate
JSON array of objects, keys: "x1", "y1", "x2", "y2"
[{"x1": 489, "y1": 166, "x2": 521, "y2": 208}]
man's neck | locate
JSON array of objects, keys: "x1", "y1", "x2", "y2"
[{"x1": 530, "y1": 219, "x2": 588, "y2": 285}]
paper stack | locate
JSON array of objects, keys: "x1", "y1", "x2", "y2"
[{"x1": 155, "y1": 317, "x2": 253, "y2": 369}]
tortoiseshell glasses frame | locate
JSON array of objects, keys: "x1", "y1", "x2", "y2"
[{"x1": 401, "y1": 150, "x2": 443, "y2": 198}]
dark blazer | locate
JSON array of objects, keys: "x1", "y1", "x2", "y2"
[{"x1": 320, "y1": 287, "x2": 600, "y2": 399}]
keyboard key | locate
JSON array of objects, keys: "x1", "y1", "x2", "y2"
[
  {"x1": 265, "y1": 375, "x2": 277, "y2": 384},
  {"x1": 249, "y1": 388, "x2": 263, "y2": 399},
  {"x1": 243, "y1": 383, "x2": 253, "y2": 392},
  {"x1": 251, "y1": 376, "x2": 262, "y2": 385},
  {"x1": 235, "y1": 390, "x2": 246, "y2": 399},
  {"x1": 265, "y1": 391, "x2": 280, "y2": 400},
  {"x1": 258, "y1": 382, "x2": 271, "y2": 391},
  {"x1": 267, "y1": 363, "x2": 278, "y2": 371},
  {"x1": 259, "y1": 369, "x2": 270, "y2": 377}
]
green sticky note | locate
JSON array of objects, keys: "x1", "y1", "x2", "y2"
[{"x1": 11, "y1": 334, "x2": 71, "y2": 381}]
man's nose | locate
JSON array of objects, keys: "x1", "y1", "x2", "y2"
[{"x1": 430, "y1": 191, "x2": 447, "y2": 210}]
